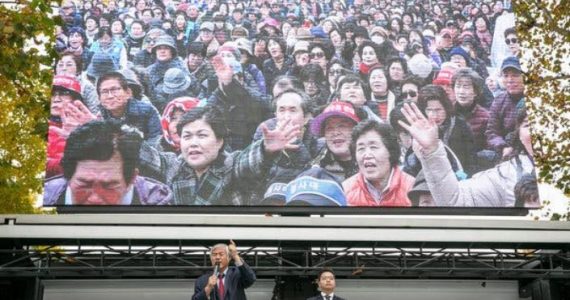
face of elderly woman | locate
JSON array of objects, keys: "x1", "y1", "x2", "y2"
[
  {"x1": 361, "y1": 46, "x2": 379, "y2": 66},
  {"x1": 355, "y1": 129, "x2": 392, "y2": 187},
  {"x1": 179, "y1": 118, "x2": 224, "y2": 177},
  {"x1": 369, "y1": 69, "x2": 388, "y2": 96}
]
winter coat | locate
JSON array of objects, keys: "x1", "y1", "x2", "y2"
[
  {"x1": 262, "y1": 57, "x2": 294, "y2": 94},
  {"x1": 456, "y1": 103, "x2": 490, "y2": 152},
  {"x1": 138, "y1": 139, "x2": 273, "y2": 206},
  {"x1": 206, "y1": 79, "x2": 270, "y2": 151},
  {"x1": 485, "y1": 91, "x2": 523, "y2": 153},
  {"x1": 417, "y1": 142, "x2": 535, "y2": 207},
  {"x1": 343, "y1": 167, "x2": 414, "y2": 207},
  {"x1": 99, "y1": 99, "x2": 162, "y2": 146}
]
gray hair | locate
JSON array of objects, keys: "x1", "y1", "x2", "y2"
[{"x1": 210, "y1": 243, "x2": 229, "y2": 257}]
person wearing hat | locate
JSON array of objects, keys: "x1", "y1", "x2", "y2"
[
  {"x1": 407, "y1": 171, "x2": 436, "y2": 207},
  {"x1": 436, "y1": 28, "x2": 454, "y2": 62},
  {"x1": 158, "y1": 97, "x2": 200, "y2": 154},
  {"x1": 97, "y1": 71, "x2": 162, "y2": 146},
  {"x1": 86, "y1": 51, "x2": 120, "y2": 84},
  {"x1": 212, "y1": 13, "x2": 232, "y2": 45},
  {"x1": 399, "y1": 99, "x2": 537, "y2": 208},
  {"x1": 56, "y1": 52, "x2": 100, "y2": 114},
  {"x1": 154, "y1": 68, "x2": 200, "y2": 113},
  {"x1": 195, "y1": 21, "x2": 220, "y2": 58},
  {"x1": 186, "y1": 42, "x2": 217, "y2": 97},
  {"x1": 145, "y1": 34, "x2": 189, "y2": 111},
  {"x1": 236, "y1": 38, "x2": 267, "y2": 96},
  {"x1": 46, "y1": 75, "x2": 86, "y2": 178},
  {"x1": 133, "y1": 28, "x2": 167, "y2": 68},
  {"x1": 486, "y1": 56, "x2": 525, "y2": 159},
  {"x1": 432, "y1": 64, "x2": 457, "y2": 104},
  {"x1": 284, "y1": 168, "x2": 347, "y2": 207},
  {"x1": 309, "y1": 101, "x2": 361, "y2": 182},
  {"x1": 342, "y1": 119, "x2": 414, "y2": 207}
]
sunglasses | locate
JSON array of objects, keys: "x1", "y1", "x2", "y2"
[
  {"x1": 401, "y1": 90, "x2": 417, "y2": 98},
  {"x1": 505, "y1": 38, "x2": 518, "y2": 45},
  {"x1": 309, "y1": 52, "x2": 325, "y2": 59}
]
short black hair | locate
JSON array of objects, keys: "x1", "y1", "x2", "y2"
[
  {"x1": 187, "y1": 41, "x2": 208, "y2": 57},
  {"x1": 61, "y1": 120, "x2": 143, "y2": 182},
  {"x1": 351, "y1": 120, "x2": 401, "y2": 168},
  {"x1": 514, "y1": 173, "x2": 538, "y2": 207},
  {"x1": 299, "y1": 63, "x2": 326, "y2": 83},
  {"x1": 504, "y1": 27, "x2": 517, "y2": 38},
  {"x1": 176, "y1": 106, "x2": 227, "y2": 141},
  {"x1": 417, "y1": 84, "x2": 454, "y2": 118},
  {"x1": 96, "y1": 71, "x2": 129, "y2": 96},
  {"x1": 317, "y1": 268, "x2": 335, "y2": 281}
]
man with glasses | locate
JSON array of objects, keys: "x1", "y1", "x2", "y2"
[{"x1": 97, "y1": 71, "x2": 162, "y2": 145}]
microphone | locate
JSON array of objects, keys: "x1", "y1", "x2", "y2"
[{"x1": 213, "y1": 262, "x2": 220, "y2": 277}]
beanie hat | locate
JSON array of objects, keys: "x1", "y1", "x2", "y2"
[
  {"x1": 152, "y1": 35, "x2": 177, "y2": 56},
  {"x1": 296, "y1": 27, "x2": 313, "y2": 41},
  {"x1": 407, "y1": 54, "x2": 433, "y2": 79},
  {"x1": 231, "y1": 26, "x2": 249, "y2": 39},
  {"x1": 86, "y1": 52, "x2": 118, "y2": 79},
  {"x1": 352, "y1": 26, "x2": 369, "y2": 40},
  {"x1": 449, "y1": 46, "x2": 470, "y2": 62},
  {"x1": 162, "y1": 68, "x2": 191, "y2": 94},
  {"x1": 52, "y1": 75, "x2": 82, "y2": 99},
  {"x1": 200, "y1": 21, "x2": 215, "y2": 32}
]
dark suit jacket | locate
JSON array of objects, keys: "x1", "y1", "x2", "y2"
[
  {"x1": 192, "y1": 262, "x2": 256, "y2": 300},
  {"x1": 307, "y1": 295, "x2": 346, "y2": 300}
]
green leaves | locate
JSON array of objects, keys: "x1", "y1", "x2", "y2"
[{"x1": 0, "y1": 1, "x2": 57, "y2": 214}]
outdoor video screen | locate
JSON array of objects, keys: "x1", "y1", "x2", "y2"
[{"x1": 43, "y1": 0, "x2": 541, "y2": 210}]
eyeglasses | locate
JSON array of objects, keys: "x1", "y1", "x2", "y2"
[
  {"x1": 62, "y1": 6, "x2": 73, "y2": 10},
  {"x1": 425, "y1": 108, "x2": 445, "y2": 115},
  {"x1": 401, "y1": 90, "x2": 417, "y2": 98},
  {"x1": 505, "y1": 38, "x2": 518, "y2": 45},
  {"x1": 99, "y1": 86, "x2": 123, "y2": 97},
  {"x1": 309, "y1": 52, "x2": 325, "y2": 59}
]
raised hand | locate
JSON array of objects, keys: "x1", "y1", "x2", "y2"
[
  {"x1": 211, "y1": 55, "x2": 234, "y2": 86},
  {"x1": 60, "y1": 100, "x2": 97, "y2": 137},
  {"x1": 398, "y1": 102, "x2": 439, "y2": 156},
  {"x1": 228, "y1": 240, "x2": 241, "y2": 263},
  {"x1": 261, "y1": 119, "x2": 301, "y2": 154}
]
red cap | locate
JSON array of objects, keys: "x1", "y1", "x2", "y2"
[
  {"x1": 433, "y1": 68, "x2": 455, "y2": 86},
  {"x1": 310, "y1": 101, "x2": 361, "y2": 136},
  {"x1": 52, "y1": 75, "x2": 81, "y2": 95}
]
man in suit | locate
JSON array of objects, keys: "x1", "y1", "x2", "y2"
[
  {"x1": 192, "y1": 240, "x2": 256, "y2": 300},
  {"x1": 307, "y1": 269, "x2": 346, "y2": 300}
]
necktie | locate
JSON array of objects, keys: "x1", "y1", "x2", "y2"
[
  {"x1": 325, "y1": 296, "x2": 331, "y2": 300},
  {"x1": 218, "y1": 274, "x2": 225, "y2": 300}
]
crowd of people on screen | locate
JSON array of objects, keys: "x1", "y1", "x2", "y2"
[{"x1": 44, "y1": 0, "x2": 540, "y2": 208}]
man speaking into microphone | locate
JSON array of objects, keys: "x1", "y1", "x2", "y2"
[{"x1": 192, "y1": 240, "x2": 256, "y2": 300}]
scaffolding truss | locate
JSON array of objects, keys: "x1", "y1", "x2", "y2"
[{"x1": 1, "y1": 243, "x2": 569, "y2": 279}]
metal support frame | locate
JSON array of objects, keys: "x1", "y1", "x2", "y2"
[{"x1": 1, "y1": 242, "x2": 569, "y2": 279}]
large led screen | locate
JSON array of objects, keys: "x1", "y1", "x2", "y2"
[{"x1": 43, "y1": 0, "x2": 541, "y2": 211}]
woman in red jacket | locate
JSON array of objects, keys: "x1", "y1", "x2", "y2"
[{"x1": 342, "y1": 119, "x2": 414, "y2": 207}]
